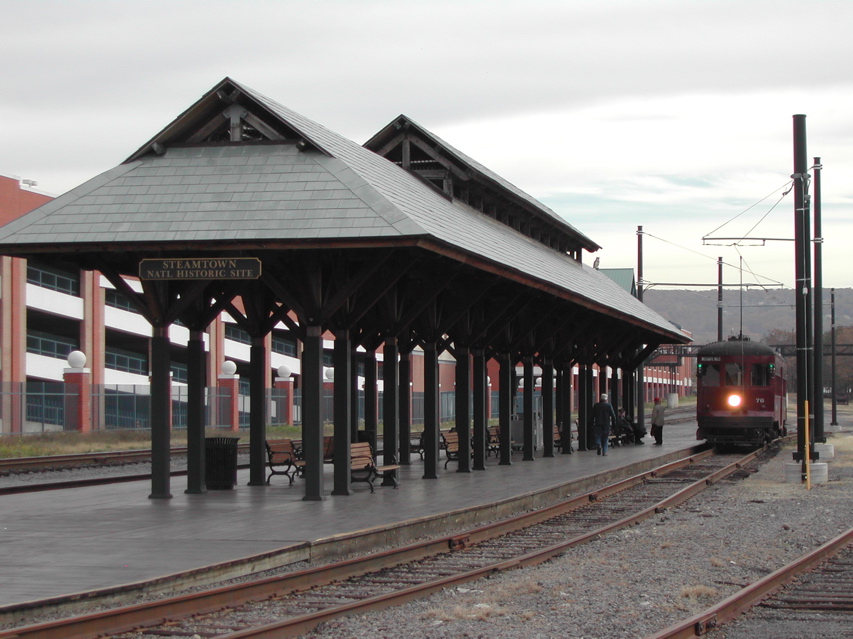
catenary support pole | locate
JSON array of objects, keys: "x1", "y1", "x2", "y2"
[
  {"x1": 792, "y1": 114, "x2": 814, "y2": 470},
  {"x1": 636, "y1": 225, "x2": 646, "y2": 431},
  {"x1": 717, "y1": 257, "x2": 723, "y2": 343},
  {"x1": 831, "y1": 289, "x2": 838, "y2": 426},
  {"x1": 812, "y1": 157, "x2": 825, "y2": 442}
]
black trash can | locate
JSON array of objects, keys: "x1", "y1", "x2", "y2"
[{"x1": 205, "y1": 437, "x2": 240, "y2": 490}]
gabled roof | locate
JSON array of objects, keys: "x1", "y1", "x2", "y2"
[
  {"x1": 600, "y1": 268, "x2": 637, "y2": 297},
  {"x1": 0, "y1": 77, "x2": 686, "y2": 343},
  {"x1": 364, "y1": 115, "x2": 600, "y2": 254}
]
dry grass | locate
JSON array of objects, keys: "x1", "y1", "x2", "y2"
[
  {"x1": 421, "y1": 578, "x2": 545, "y2": 623},
  {"x1": 679, "y1": 584, "x2": 719, "y2": 600},
  {"x1": 423, "y1": 603, "x2": 512, "y2": 622}
]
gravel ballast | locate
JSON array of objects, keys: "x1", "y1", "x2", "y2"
[{"x1": 302, "y1": 433, "x2": 853, "y2": 639}]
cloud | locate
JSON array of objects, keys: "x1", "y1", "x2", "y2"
[{"x1": 2, "y1": 0, "x2": 852, "y2": 290}]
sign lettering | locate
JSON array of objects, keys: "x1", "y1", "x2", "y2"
[{"x1": 139, "y1": 258, "x2": 262, "y2": 280}]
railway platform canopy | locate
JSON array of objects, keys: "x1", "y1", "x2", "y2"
[{"x1": 0, "y1": 77, "x2": 688, "y2": 501}]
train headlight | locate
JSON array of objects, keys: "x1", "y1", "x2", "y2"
[{"x1": 727, "y1": 394, "x2": 742, "y2": 408}]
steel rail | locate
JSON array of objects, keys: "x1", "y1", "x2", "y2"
[
  {"x1": 0, "y1": 443, "x2": 255, "y2": 474},
  {"x1": 644, "y1": 526, "x2": 853, "y2": 639},
  {"x1": 226, "y1": 453, "x2": 763, "y2": 639},
  {"x1": 0, "y1": 448, "x2": 763, "y2": 639},
  {"x1": 0, "y1": 449, "x2": 159, "y2": 471}
]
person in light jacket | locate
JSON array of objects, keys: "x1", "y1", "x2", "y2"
[{"x1": 651, "y1": 397, "x2": 666, "y2": 445}]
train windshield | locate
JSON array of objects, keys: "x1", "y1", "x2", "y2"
[
  {"x1": 724, "y1": 363, "x2": 743, "y2": 386},
  {"x1": 751, "y1": 363, "x2": 772, "y2": 386},
  {"x1": 698, "y1": 362, "x2": 743, "y2": 387}
]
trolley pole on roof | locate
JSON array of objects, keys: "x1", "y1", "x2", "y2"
[
  {"x1": 812, "y1": 157, "x2": 825, "y2": 442},
  {"x1": 792, "y1": 114, "x2": 815, "y2": 470},
  {"x1": 636, "y1": 225, "x2": 645, "y2": 427}
]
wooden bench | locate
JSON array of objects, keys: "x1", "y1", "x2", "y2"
[
  {"x1": 486, "y1": 426, "x2": 509, "y2": 457},
  {"x1": 442, "y1": 431, "x2": 461, "y2": 468},
  {"x1": 349, "y1": 442, "x2": 400, "y2": 492},
  {"x1": 410, "y1": 431, "x2": 425, "y2": 460},
  {"x1": 322, "y1": 435, "x2": 335, "y2": 463},
  {"x1": 265, "y1": 439, "x2": 305, "y2": 485}
]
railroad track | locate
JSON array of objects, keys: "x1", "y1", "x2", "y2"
[
  {"x1": 0, "y1": 446, "x2": 253, "y2": 495},
  {"x1": 0, "y1": 446, "x2": 767, "y2": 639},
  {"x1": 0, "y1": 448, "x2": 161, "y2": 473},
  {"x1": 1, "y1": 407, "x2": 695, "y2": 476},
  {"x1": 648, "y1": 526, "x2": 853, "y2": 639}
]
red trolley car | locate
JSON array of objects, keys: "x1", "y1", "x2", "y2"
[{"x1": 696, "y1": 336, "x2": 787, "y2": 446}]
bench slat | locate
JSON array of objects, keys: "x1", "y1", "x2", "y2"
[
  {"x1": 265, "y1": 439, "x2": 305, "y2": 485},
  {"x1": 349, "y1": 442, "x2": 398, "y2": 493}
]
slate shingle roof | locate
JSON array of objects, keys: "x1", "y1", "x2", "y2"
[
  {"x1": 364, "y1": 115, "x2": 600, "y2": 252},
  {"x1": 0, "y1": 78, "x2": 687, "y2": 343}
]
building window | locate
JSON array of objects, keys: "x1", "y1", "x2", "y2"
[
  {"x1": 27, "y1": 261, "x2": 81, "y2": 296},
  {"x1": 106, "y1": 346, "x2": 148, "y2": 375},
  {"x1": 27, "y1": 330, "x2": 78, "y2": 359},
  {"x1": 271, "y1": 334, "x2": 297, "y2": 356},
  {"x1": 171, "y1": 362, "x2": 188, "y2": 384},
  {"x1": 225, "y1": 323, "x2": 251, "y2": 345},
  {"x1": 105, "y1": 288, "x2": 140, "y2": 313}
]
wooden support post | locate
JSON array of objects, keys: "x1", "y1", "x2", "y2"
[
  {"x1": 399, "y1": 351, "x2": 412, "y2": 465},
  {"x1": 332, "y1": 330, "x2": 352, "y2": 496},
  {"x1": 562, "y1": 364, "x2": 573, "y2": 454},
  {"x1": 185, "y1": 329, "x2": 206, "y2": 494},
  {"x1": 149, "y1": 326, "x2": 172, "y2": 499},
  {"x1": 455, "y1": 344, "x2": 472, "y2": 472},
  {"x1": 523, "y1": 357, "x2": 535, "y2": 461},
  {"x1": 422, "y1": 342, "x2": 439, "y2": 479},
  {"x1": 499, "y1": 354, "x2": 513, "y2": 465},
  {"x1": 542, "y1": 361, "x2": 554, "y2": 458},
  {"x1": 302, "y1": 326, "x2": 325, "y2": 501},
  {"x1": 472, "y1": 349, "x2": 487, "y2": 470},
  {"x1": 382, "y1": 338, "x2": 399, "y2": 485},
  {"x1": 364, "y1": 351, "x2": 378, "y2": 452},
  {"x1": 248, "y1": 336, "x2": 267, "y2": 486}
]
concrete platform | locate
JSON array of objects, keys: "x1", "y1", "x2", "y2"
[{"x1": 1, "y1": 421, "x2": 706, "y2": 609}]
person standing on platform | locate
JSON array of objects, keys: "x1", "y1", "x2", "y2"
[
  {"x1": 651, "y1": 397, "x2": 666, "y2": 445},
  {"x1": 592, "y1": 393, "x2": 617, "y2": 456}
]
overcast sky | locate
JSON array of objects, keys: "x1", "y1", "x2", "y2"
[{"x1": 3, "y1": 0, "x2": 852, "y2": 294}]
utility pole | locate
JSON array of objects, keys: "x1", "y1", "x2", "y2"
[
  {"x1": 717, "y1": 257, "x2": 723, "y2": 342},
  {"x1": 792, "y1": 114, "x2": 814, "y2": 470},
  {"x1": 812, "y1": 157, "x2": 824, "y2": 441},
  {"x1": 636, "y1": 225, "x2": 645, "y2": 429},
  {"x1": 831, "y1": 288, "x2": 838, "y2": 426}
]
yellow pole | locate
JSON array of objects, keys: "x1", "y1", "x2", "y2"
[{"x1": 804, "y1": 400, "x2": 811, "y2": 490}]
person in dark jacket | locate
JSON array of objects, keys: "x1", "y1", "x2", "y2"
[
  {"x1": 591, "y1": 393, "x2": 617, "y2": 456},
  {"x1": 617, "y1": 408, "x2": 646, "y2": 444}
]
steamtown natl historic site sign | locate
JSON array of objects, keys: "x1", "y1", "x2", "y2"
[{"x1": 139, "y1": 258, "x2": 262, "y2": 280}]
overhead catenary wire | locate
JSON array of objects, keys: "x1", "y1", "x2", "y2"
[
  {"x1": 639, "y1": 230, "x2": 785, "y2": 288},
  {"x1": 703, "y1": 179, "x2": 793, "y2": 241}
]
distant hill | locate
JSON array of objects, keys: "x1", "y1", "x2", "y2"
[{"x1": 642, "y1": 287, "x2": 853, "y2": 345}]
